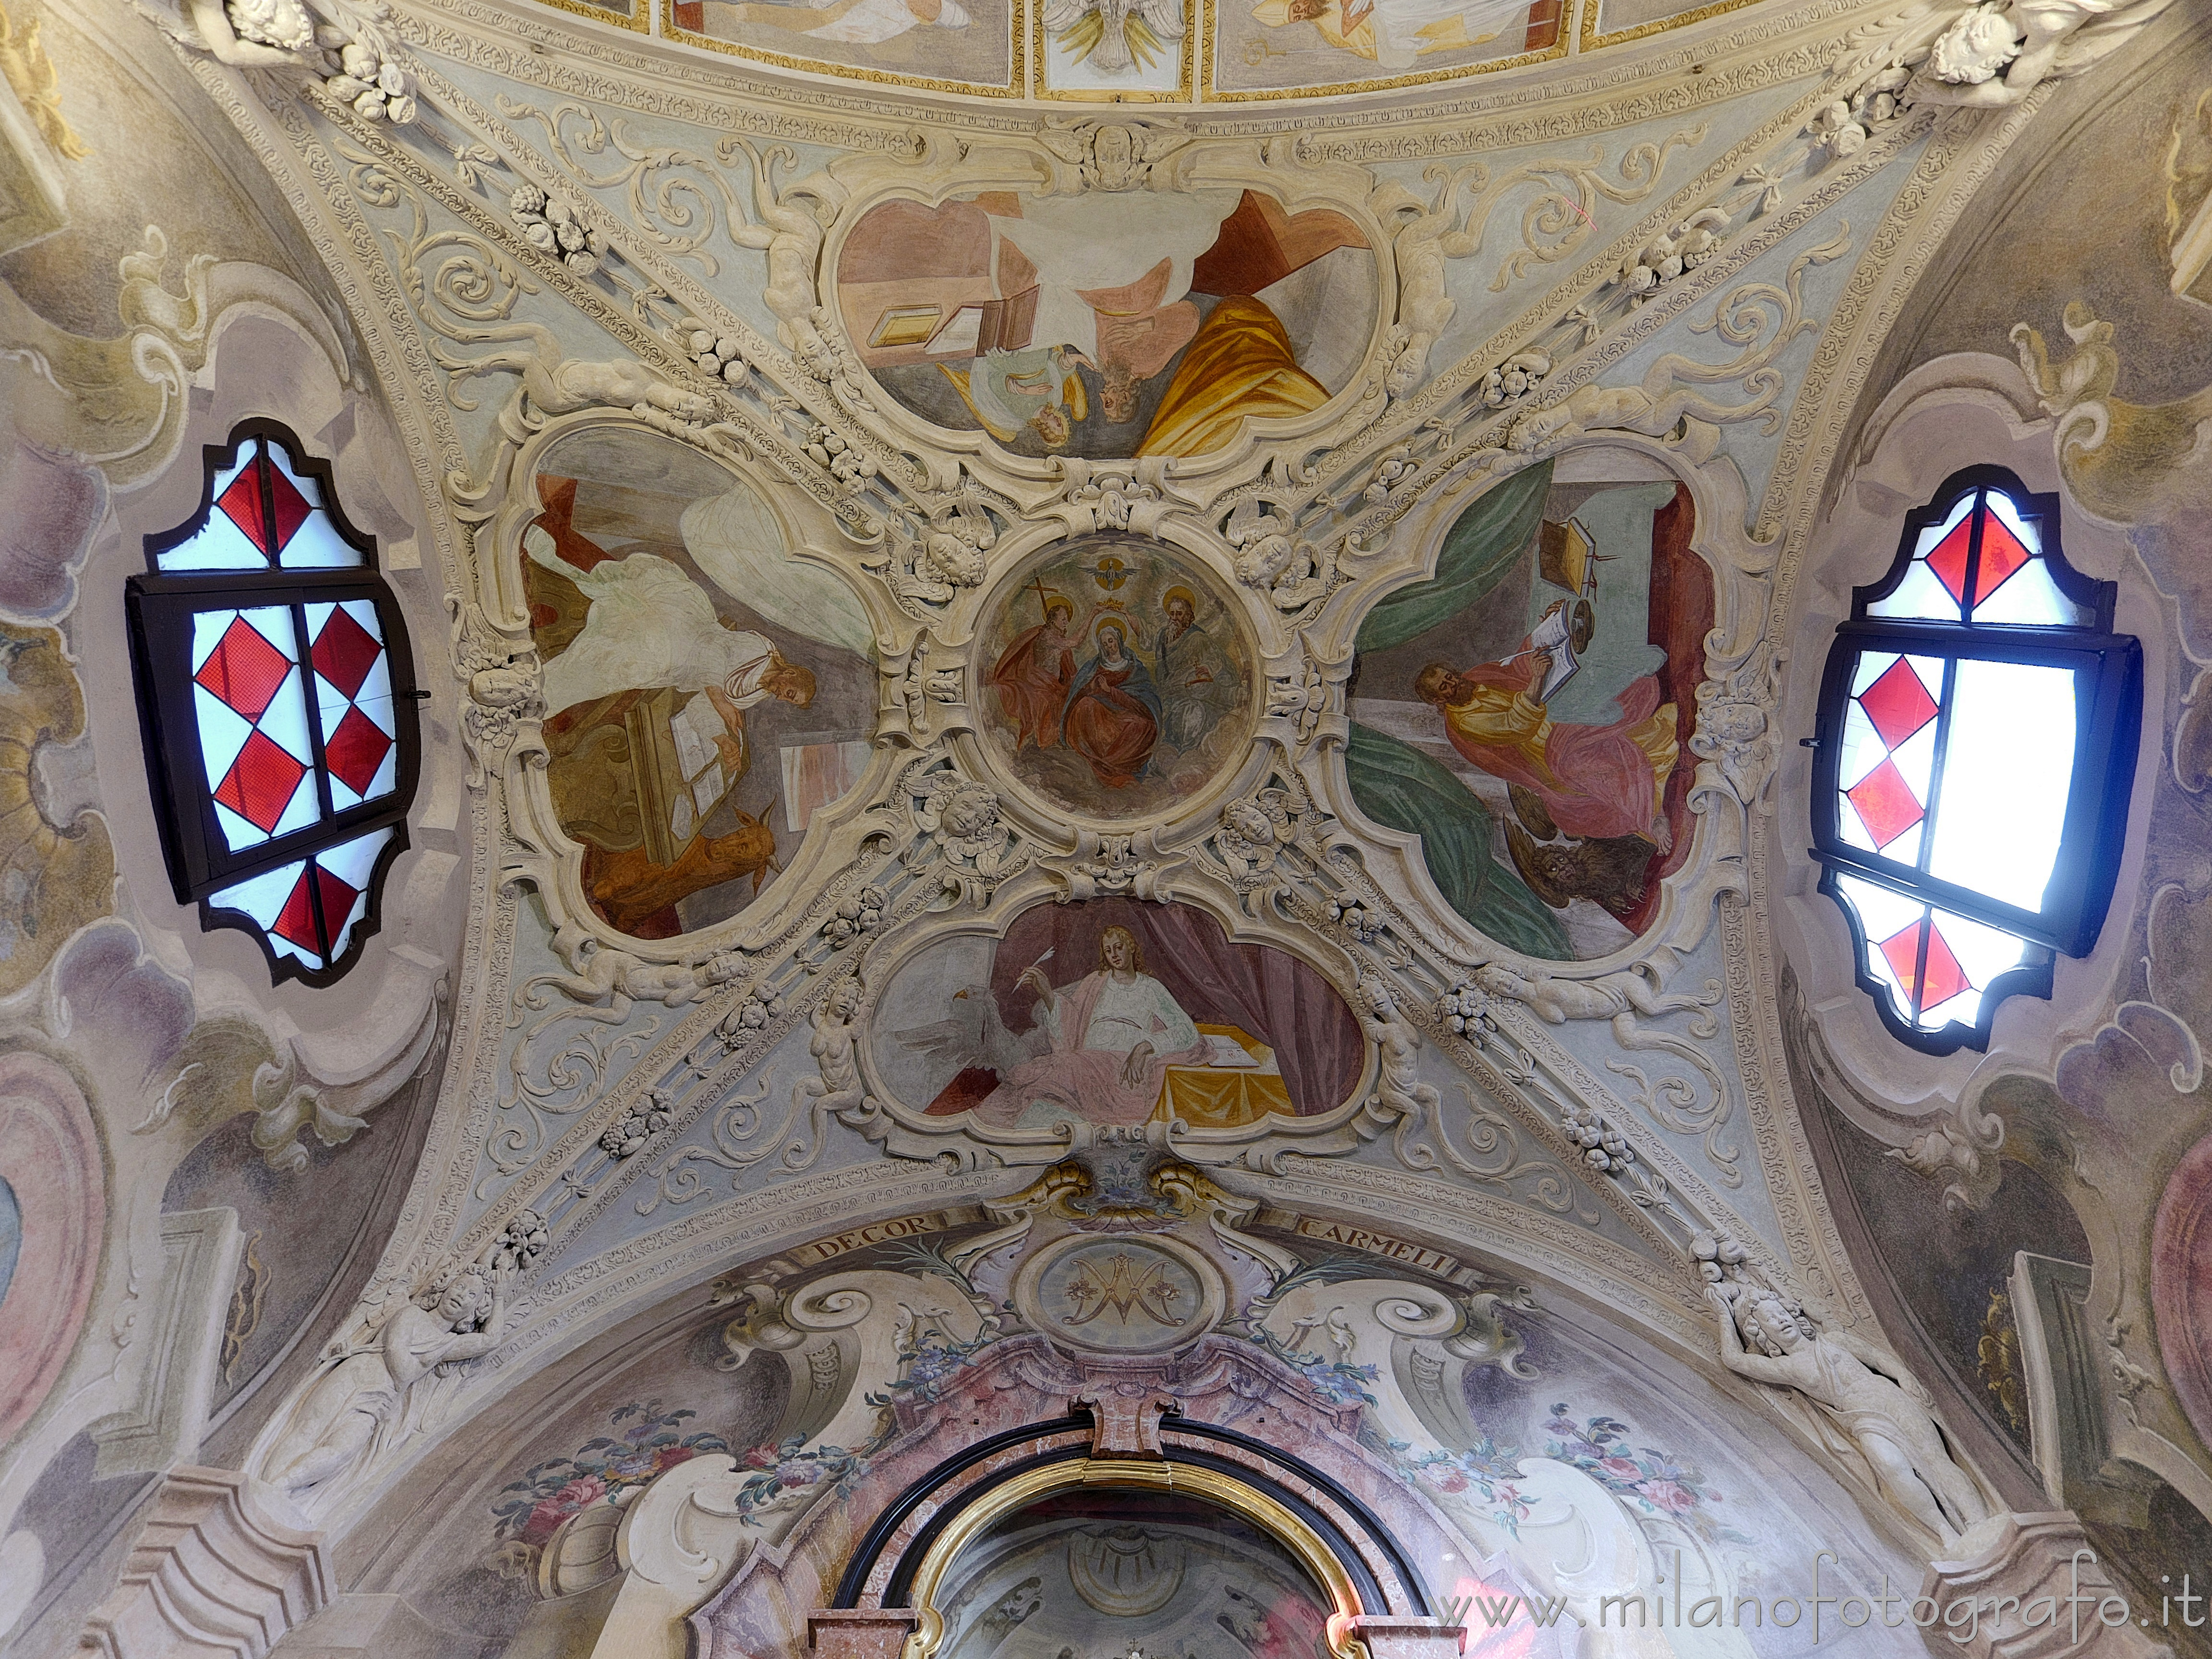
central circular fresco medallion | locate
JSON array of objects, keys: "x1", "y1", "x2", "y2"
[
  {"x1": 975, "y1": 540, "x2": 1254, "y2": 823},
  {"x1": 1017, "y1": 1234, "x2": 1225, "y2": 1355}
]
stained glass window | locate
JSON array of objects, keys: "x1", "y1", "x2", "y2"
[
  {"x1": 1810, "y1": 466, "x2": 2141, "y2": 1054},
  {"x1": 128, "y1": 421, "x2": 420, "y2": 985}
]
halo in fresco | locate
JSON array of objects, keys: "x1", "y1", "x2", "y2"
[
  {"x1": 975, "y1": 539, "x2": 1254, "y2": 822},
  {"x1": 836, "y1": 187, "x2": 1375, "y2": 459},
  {"x1": 523, "y1": 428, "x2": 877, "y2": 941}
]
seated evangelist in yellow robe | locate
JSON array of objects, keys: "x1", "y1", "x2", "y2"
[{"x1": 1136, "y1": 296, "x2": 1332, "y2": 458}]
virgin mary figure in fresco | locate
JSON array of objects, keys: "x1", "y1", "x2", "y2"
[
  {"x1": 1062, "y1": 616, "x2": 1162, "y2": 787},
  {"x1": 972, "y1": 926, "x2": 1210, "y2": 1129}
]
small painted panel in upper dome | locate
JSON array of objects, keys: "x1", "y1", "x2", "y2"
[
  {"x1": 836, "y1": 188, "x2": 1374, "y2": 458},
  {"x1": 525, "y1": 429, "x2": 878, "y2": 940},
  {"x1": 1208, "y1": 0, "x2": 1558, "y2": 98}
]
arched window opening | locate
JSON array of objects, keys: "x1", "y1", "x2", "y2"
[
  {"x1": 126, "y1": 420, "x2": 421, "y2": 985},
  {"x1": 1808, "y1": 465, "x2": 2140, "y2": 1054}
]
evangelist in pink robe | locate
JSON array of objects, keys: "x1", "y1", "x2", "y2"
[{"x1": 974, "y1": 969, "x2": 1210, "y2": 1129}]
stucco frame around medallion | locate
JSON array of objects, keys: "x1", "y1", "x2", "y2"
[
  {"x1": 813, "y1": 130, "x2": 1400, "y2": 495},
  {"x1": 485, "y1": 407, "x2": 915, "y2": 965},
  {"x1": 1306, "y1": 433, "x2": 1762, "y2": 984}
]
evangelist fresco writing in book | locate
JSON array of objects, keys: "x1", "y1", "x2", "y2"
[
  {"x1": 665, "y1": 0, "x2": 1014, "y2": 94},
  {"x1": 524, "y1": 430, "x2": 877, "y2": 939},
  {"x1": 977, "y1": 541, "x2": 1252, "y2": 820},
  {"x1": 873, "y1": 899, "x2": 1363, "y2": 1130},
  {"x1": 1345, "y1": 455, "x2": 1711, "y2": 960},
  {"x1": 836, "y1": 188, "x2": 1375, "y2": 459}
]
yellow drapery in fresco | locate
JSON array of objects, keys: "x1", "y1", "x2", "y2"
[
  {"x1": 1441, "y1": 684, "x2": 1679, "y2": 819},
  {"x1": 1137, "y1": 296, "x2": 1331, "y2": 459},
  {"x1": 1151, "y1": 1025, "x2": 1295, "y2": 1127}
]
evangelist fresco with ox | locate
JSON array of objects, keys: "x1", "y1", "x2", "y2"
[
  {"x1": 978, "y1": 541, "x2": 1254, "y2": 821},
  {"x1": 872, "y1": 898, "x2": 1362, "y2": 1130},
  {"x1": 837, "y1": 188, "x2": 1375, "y2": 459},
  {"x1": 1347, "y1": 456, "x2": 1711, "y2": 961},
  {"x1": 522, "y1": 430, "x2": 876, "y2": 940}
]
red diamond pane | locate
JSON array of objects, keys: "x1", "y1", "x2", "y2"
[
  {"x1": 312, "y1": 607, "x2": 384, "y2": 699},
  {"x1": 1847, "y1": 757, "x2": 1924, "y2": 849},
  {"x1": 214, "y1": 729, "x2": 308, "y2": 832},
  {"x1": 1856, "y1": 658, "x2": 1938, "y2": 749},
  {"x1": 1878, "y1": 920, "x2": 1924, "y2": 997},
  {"x1": 195, "y1": 616, "x2": 293, "y2": 719},
  {"x1": 266, "y1": 460, "x2": 313, "y2": 554},
  {"x1": 216, "y1": 458, "x2": 271, "y2": 556},
  {"x1": 324, "y1": 705, "x2": 394, "y2": 796},
  {"x1": 314, "y1": 861, "x2": 361, "y2": 925},
  {"x1": 1924, "y1": 512, "x2": 1975, "y2": 604},
  {"x1": 271, "y1": 866, "x2": 321, "y2": 951},
  {"x1": 1916, "y1": 921, "x2": 1972, "y2": 1010},
  {"x1": 1971, "y1": 508, "x2": 2031, "y2": 604}
]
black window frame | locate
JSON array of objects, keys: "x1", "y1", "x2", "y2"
[
  {"x1": 1808, "y1": 463, "x2": 2142, "y2": 1055},
  {"x1": 125, "y1": 418, "x2": 421, "y2": 986}
]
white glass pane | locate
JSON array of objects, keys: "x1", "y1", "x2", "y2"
[
  {"x1": 256, "y1": 666, "x2": 313, "y2": 763},
  {"x1": 1837, "y1": 797, "x2": 1878, "y2": 851},
  {"x1": 1932, "y1": 906, "x2": 2032, "y2": 988},
  {"x1": 1914, "y1": 494, "x2": 1976, "y2": 558},
  {"x1": 1887, "y1": 720, "x2": 1939, "y2": 810},
  {"x1": 192, "y1": 686, "x2": 252, "y2": 784},
  {"x1": 360, "y1": 745, "x2": 397, "y2": 802},
  {"x1": 190, "y1": 609, "x2": 238, "y2": 674},
  {"x1": 212, "y1": 798, "x2": 265, "y2": 852},
  {"x1": 1904, "y1": 655, "x2": 1946, "y2": 699},
  {"x1": 279, "y1": 513, "x2": 361, "y2": 570},
  {"x1": 317, "y1": 828, "x2": 392, "y2": 890},
  {"x1": 1971, "y1": 557, "x2": 2090, "y2": 627},
  {"x1": 1836, "y1": 872, "x2": 1923, "y2": 940},
  {"x1": 1836, "y1": 700, "x2": 1887, "y2": 790},
  {"x1": 1917, "y1": 987, "x2": 1982, "y2": 1031},
  {"x1": 1982, "y1": 488, "x2": 2042, "y2": 557},
  {"x1": 1868, "y1": 560, "x2": 1962, "y2": 621},
  {"x1": 351, "y1": 652, "x2": 395, "y2": 732},
  {"x1": 158, "y1": 512, "x2": 267, "y2": 572},
  {"x1": 207, "y1": 858, "x2": 299, "y2": 928},
  {"x1": 264, "y1": 445, "x2": 327, "y2": 513},
  {"x1": 1882, "y1": 822, "x2": 1923, "y2": 865},
  {"x1": 1850, "y1": 650, "x2": 1899, "y2": 697},
  {"x1": 1926, "y1": 659, "x2": 2076, "y2": 913},
  {"x1": 268, "y1": 774, "x2": 321, "y2": 838}
]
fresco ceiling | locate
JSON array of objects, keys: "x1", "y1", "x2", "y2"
[{"x1": 3, "y1": 0, "x2": 2207, "y2": 1647}]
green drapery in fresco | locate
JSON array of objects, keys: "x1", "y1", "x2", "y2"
[
  {"x1": 1344, "y1": 458, "x2": 1569, "y2": 958},
  {"x1": 1345, "y1": 723, "x2": 1573, "y2": 959},
  {"x1": 1354, "y1": 459, "x2": 1555, "y2": 653}
]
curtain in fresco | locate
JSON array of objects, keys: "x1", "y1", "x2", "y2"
[
  {"x1": 984, "y1": 897, "x2": 1365, "y2": 1115},
  {"x1": 1343, "y1": 723, "x2": 1572, "y2": 960},
  {"x1": 1353, "y1": 459, "x2": 1555, "y2": 653}
]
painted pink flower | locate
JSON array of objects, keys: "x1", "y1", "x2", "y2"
[
  {"x1": 521, "y1": 1474, "x2": 607, "y2": 1544},
  {"x1": 1599, "y1": 1455, "x2": 1641, "y2": 1481},
  {"x1": 1426, "y1": 1467, "x2": 1470, "y2": 1494},
  {"x1": 651, "y1": 1446, "x2": 698, "y2": 1477},
  {"x1": 745, "y1": 1444, "x2": 779, "y2": 1468},
  {"x1": 1635, "y1": 1478, "x2": 1697, "y2": 1515}
]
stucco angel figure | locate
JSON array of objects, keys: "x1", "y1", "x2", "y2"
[
  {"x1": 1709, "y1": 1285, "x2": 1989, "y2": 1541},
  {"x1": 1910, "y1": 0, "x2": 2122, "y2": 107},
  {"x1": 262, "y1": 1263, "x2": 513, "y2": 1494}
]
